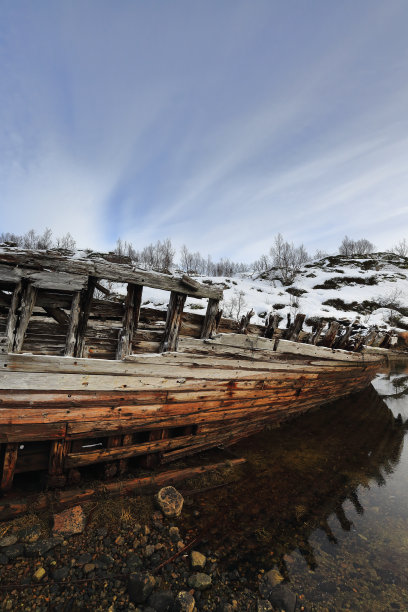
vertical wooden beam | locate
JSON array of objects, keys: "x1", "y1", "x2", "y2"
[
  {"x1": 200, "y1": 298, "x2": 221, "y2": 339},
  {"x1": 65, "y1": 291, "x2": 81, "y2": 357},
  {"x1": 159, "y1": 291, "x2": 186, "y2": 352},
  {"x1": 119, "y1": 433, "x2": 133, "y2": 475},
  {"x1": 64, "y1": 277, "x2": 96, "y2": 358},
  {"x1": 48, "y1": 439, "x2": 69, "y2": 487},
  {"x1": 116, "y1": 283, "x2": 143, "y2": 360},
  {"x1": 285, "y1": 313, "x2": 305, "y2": 342},
  {"x1": 13, "y1": 281, "x2": 37, "y2": 352},
  {"x1": 1, "y1": 443, "x2": 18, "y2": 492},
  {"x1": 310, "y1": 320, "x2": 325, "y2": 345},
  {"x1": 75, "y1": 277, "x2": 96, "y2": 358},
  {"x1": 104, "y1": 435, "x2": 122, "y2": 479},
  {"x1": 140, "y1": 429, "x2": 169, "y2": 469},
  {"x1": 320, "y1": 321, "x2": 340, "y2": 348},
  {"x1": 4, "y1": 281, "x2": 23, "y2": 353}
]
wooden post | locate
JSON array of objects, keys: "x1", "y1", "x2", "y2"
[
  {"x1": 13, "y1": 281, "x2": 37, "y2": 352},
  {"x1": 285, "y1": 313, "x2": 305, "y2": 342},
  {"x1": 4, "y1": 281, "x2": 23, "y2": 353},
  {"x1": 1, "y1": 443, "x2": 18, "y2": 492},
  {"x1": 119, "y1": 433, "x2": 133, "y2": 475},
  {"x1": 140, "y1": 429, "x2": 169, "y2": 469},
  {"x1": 65, "y1": 291, "x2": 81, "y2": 356},
  {"x1": 336, "y1": 324, "x2": 353, "y2": 349},
  {"x1": 320, "y1": 321, "x2": 340, "y2": 348},
  {"x1": 48, "y1": 439, "x2": 69, "y2": 487},
  {"x1": 64, "y1": 277, "x2": 96, "y2": 358},
  {"x1": 104, "y1": 435, "x2": 122, "y2": 479},
  {"x1": 310, "y1": 320, "x2": 325, "y2": 345},
  {"x1": 238, "y1": 309, "x2": 255, "y2": 334},
  {"x1": 264, "y1": 313, "x2": 279, "y2": 339},
  {"x1": 201, "y1": 298, "x2": 220, "y2": 339},
  {"x1": 75, "y1": 277, "x2": 96, "y2": 358},
  {"x1": 116, "y1": 283, "x2": 143, "y2": 359},
  {"x1": 159, "y1": 291, "x2": 186, "y2": 352}
]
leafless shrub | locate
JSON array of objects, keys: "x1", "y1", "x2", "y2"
[
  {"x1": 391, "y1": 238, "x2": 408, "y2": 257},
  {"x1": 269, "y1": 233, "x2": 310, "y2": 285},
  {"x1": 0, "y1": 228, "x2": 76, "y2": 251},
  {"x1": 222, "y1": 289, "x2": 248, "y2": 321},
  {"x1": 338, "y1": 236, "x2": 375, "y2": 256}
]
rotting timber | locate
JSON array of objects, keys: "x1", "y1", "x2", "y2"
[{"x1": 0, "y1": 247, "x2": 384, "y2": 500}]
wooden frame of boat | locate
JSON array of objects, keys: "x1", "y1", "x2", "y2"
[{"x1": 0, "y1": 246, "x2": 384, "y2": 495}]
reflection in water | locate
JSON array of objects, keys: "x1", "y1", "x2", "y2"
[{"x1": 184, "y1": 366, "x2": 408, "y2": 610}]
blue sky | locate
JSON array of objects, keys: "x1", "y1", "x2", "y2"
[{"x1": 1, "y1": 1, "x2": 408, "y2": 261}]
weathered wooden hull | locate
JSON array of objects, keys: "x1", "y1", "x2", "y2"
[{"x1": 0, "y1": 335, "x2": 382, "y2": 491}]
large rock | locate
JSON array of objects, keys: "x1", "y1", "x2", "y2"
[
  {"x1": 128, "y1": 572, "x2": 156, "y2": 604},
  {"x1": 259, "y1": 568, "x2": 284, "y2": 596},
  {"x1": 53, "y1": 505, "x2": 86, "y2": 536},
  {"x1": 155, "y1": 486, "x2": 184, "y2": 518},
  {"x1": 187, "y1": 572, "x2": 212, "y2": 590},
  {"x1": 175, "y1": 591, "x2": 195, "y2": 612}
]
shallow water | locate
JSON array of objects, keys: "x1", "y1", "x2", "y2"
[{"x1": 184, "y1": 360, "x2": 408, "y2": 611}]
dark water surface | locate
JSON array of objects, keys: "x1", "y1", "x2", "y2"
[{"x1": 184, "y1": 361, "x2": 408, "y2": 611}]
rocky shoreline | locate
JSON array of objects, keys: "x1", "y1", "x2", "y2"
[{"x1": 0, "y1": 486, "x2": 299, "y2": 612}]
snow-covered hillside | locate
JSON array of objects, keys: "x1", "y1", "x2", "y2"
[{"x1": 141, "y1": 253, "x2": 408, "y2": 332}]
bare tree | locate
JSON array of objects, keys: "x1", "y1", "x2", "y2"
[
  {"x1": 339, "y1": 236, "x2": 374, "y2": 256},
  {"x1": 391, "y1": 238, "x2": 408, "y2": 257},
  {"x1": 269, "y1": 233, "x2": 310, "y2": 285}
]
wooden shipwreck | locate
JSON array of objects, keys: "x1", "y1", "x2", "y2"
[{"x1": 0, "y1": 247, "x2": 384, "y2": 495}]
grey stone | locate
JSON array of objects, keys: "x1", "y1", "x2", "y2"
[
  {"x1": 0, "y1": 535, "x2": 17, "y2": 547},
  {"x1": 266, "y1": 585, "x2": 296, "y2": 612},
  {"x1": 77, "y1": 552, "x2": 92, "y2": 565},
  {"x1": 3, "y1": 543, "x2": 24, "y2": 559},
  {"x1": 169, "y1": 526, "x2": 180, "y2": 542},
  {"x1": 147, "y1": 590, "x2": 175, "y2": 612},
  {"x1": 128, "y1": 572, "x2": 156, "y2": 604},
  {"x1": 187, "y1": 572, "x2": 212, "y2": 590},
  {"x1": 175, "y1": 591, "x2": 195, "y2": 612},
  {"x1": 0, "y1": 553, "x2": 9, "y2": 564},
  {"x1": 52, "y1": 566, "x2": 70, "y2": 581},
  {"x1": 126, "y1": 553, "x2": 143, "y2": 572},
  {"x1": 155, "y1": 486, "x2": 184, "y2": 518},
  {"x1": 24, "y1": 537, "x2": 63, "y2": 557}
]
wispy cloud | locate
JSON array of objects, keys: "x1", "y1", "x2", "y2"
[{"x1": 1, "y1": 1, "x2": 407, "y2": 259}]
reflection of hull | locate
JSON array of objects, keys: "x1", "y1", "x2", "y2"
[
  {"x1": 0, "y1": 339, "x2": 381, "y2": 492},
  {"x1": 184, "y1": 384, "x2": 405, "y2": 577}
]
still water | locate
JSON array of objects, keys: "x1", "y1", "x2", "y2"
[{"x1": 185, "y1": 362, "x2": 408, "y2": 611}]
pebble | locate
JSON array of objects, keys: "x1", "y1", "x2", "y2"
[
  {"x1": 33, "y1": 567, "x2": 46, "y2": 581},
  {"x1": 187, "y1": 572, "x2": 212, "y2": 590},
  {"x1": 191, "y1": 550, "x2": 206, "y2": 569}
]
